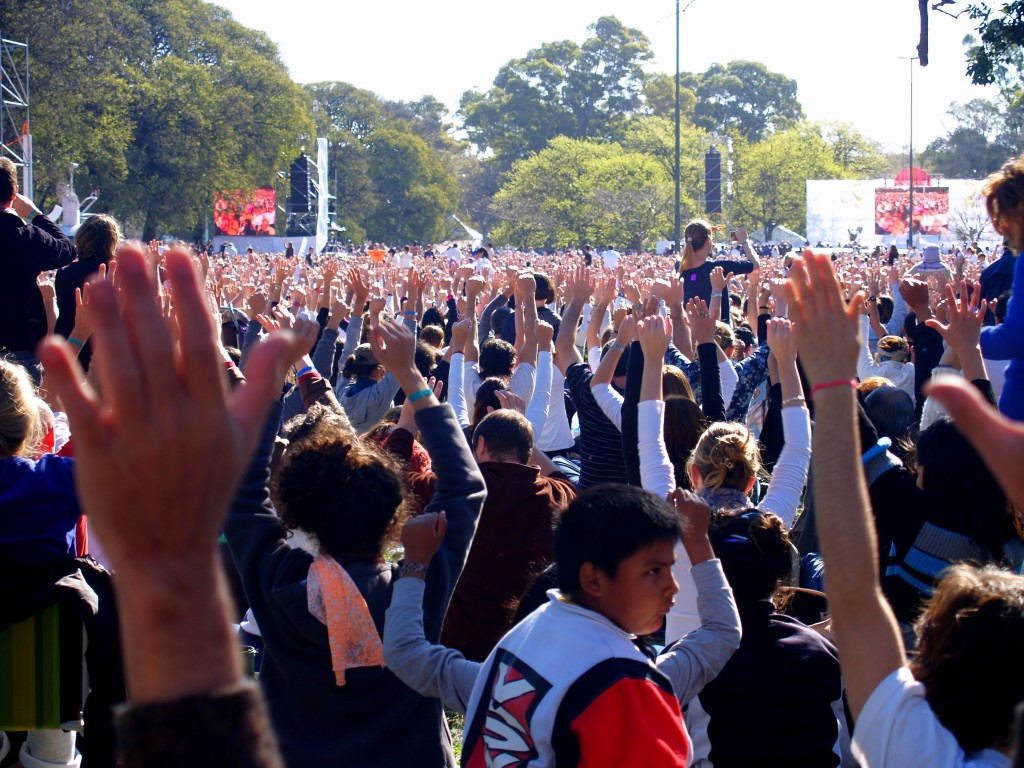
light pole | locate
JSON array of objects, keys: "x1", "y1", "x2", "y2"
[
  {"x1": 899, "y1": 56, "x2": 918, "y2": 251},
  {"x1": 674, "y1": 0, "x2": 680, "y2": 257}
]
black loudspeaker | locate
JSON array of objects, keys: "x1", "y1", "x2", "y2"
[
  {"x1": 289, "y1": 155, "x2": 312, "y2": 213},
  {"x1": 705, "y1": 148, "x2": 722, "y2": 214}
]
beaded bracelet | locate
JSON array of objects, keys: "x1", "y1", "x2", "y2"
[{"x1": 407, "y1": 388, "x2": 433, "y2": 403}]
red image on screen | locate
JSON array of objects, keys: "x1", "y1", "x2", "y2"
[
  {"x1": 874, "y1": 187, "x2": 949, "y2": 237},
  {"x1": 214, "y1": 187, "x2": 276, "y2": 236}
]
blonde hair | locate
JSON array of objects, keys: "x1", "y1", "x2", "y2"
[
  {"x1": 876, "y1": 335, "x2": 910, "y2": 364},
  {"x1": 679, "y1": 219, "x2": 713, "y2": 272},
  {"x1": 74, "y1": 214, "x2": 121, "y2": 264},
  {"x1": 983, "y1": 154, "x2": 1024, "y2": 230},
  {"x1": 0, "y1": 360, "x2": 44, "y2": 458},
  {"x1": 687, "y1": 421, "x2": 762, "y2": 490},
  {"x1": 858, "y1": 376, "x2": 894, "y2": 396},
  {"x1": 714, "y1": 321, "x2": 735, "y2": 352}
]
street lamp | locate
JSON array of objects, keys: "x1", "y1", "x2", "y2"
[
  {"x1": 674, "y1": 0, "x2": 699, "y2": 256},
  {"x1": 899, "y1": 56, "x2": 918, "y2": 251}
]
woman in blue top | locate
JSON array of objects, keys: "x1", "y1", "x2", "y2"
[
  {"x1": 679, "y1": 219, "x2": 759, "y2": 322},
  {"x1": 980, "y1": 154, "x2": 1024, "y2": 421}
]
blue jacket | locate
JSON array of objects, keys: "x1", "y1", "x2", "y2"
[
  {"x1": 981, "y1": 251, "x2": 1024, "y2": 420},
  {"x1": 224, "y1": 401, "x2": 485, "y2": 767}
]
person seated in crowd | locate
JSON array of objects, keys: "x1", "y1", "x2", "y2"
[
  {"x1": 687, "y1": 509, "x2": 854, "y2": 767},
  {"x1": 54, "y1": 213, "x2": 120, "y2": 370},
  {"x1": 979, "y1": 155, "x2": 1024, "y2": 421},
  {"x1": 858, "y1": 306, "x2": 916, "y2": 402},
  {"x1": 225, "y1": 317, "x2": 486, "y2": 767}
]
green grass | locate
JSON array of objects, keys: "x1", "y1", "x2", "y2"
[{"x1": 446, "y1": 708, "x2": 465, "y2": 759}]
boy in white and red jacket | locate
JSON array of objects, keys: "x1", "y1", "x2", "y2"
[{"x1": 386, "y1": 483, "x2": 741, "y2": 767}]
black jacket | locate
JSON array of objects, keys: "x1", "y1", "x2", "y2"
[{"x1": 0, "y1": 210, "x2": 76, "y2": 351}]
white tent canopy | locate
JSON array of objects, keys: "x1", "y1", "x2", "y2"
[{"x1": 750, "y1": 225, "x2": 807, "y2": 245}]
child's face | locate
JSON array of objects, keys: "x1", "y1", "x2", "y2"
[{"x1": 594, "y1": 539, "x2": 679, "y2": 636}]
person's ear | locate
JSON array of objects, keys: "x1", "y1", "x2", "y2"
[
  {"x1": 688, "y1": 463, "x2": 702, "y2": 490},
  {"x1": 578, "y1": 562, "x2": 606, "y2": 598}
]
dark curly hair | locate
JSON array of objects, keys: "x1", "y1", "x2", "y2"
[
  {"x1": 272, "y1": 436, "x2": 410, "y2": 561},
  {"x1": 911, "y1": 564, "x2": 1024, "y2": 752}
]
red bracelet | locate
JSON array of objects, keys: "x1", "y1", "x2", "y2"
[{"x1": 810, "y1": 378, "x2": 857, "y2": 396}]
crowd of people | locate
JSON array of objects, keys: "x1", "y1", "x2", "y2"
[{"x1": 2, "y1": 150, "x2": 1024, "y2": 768}]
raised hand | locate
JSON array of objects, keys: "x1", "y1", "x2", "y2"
[
  {"x1": 785, "y1": 254, "x2": 862, "y2": 387},
  {"x1": 37, "y1": 247, "x2": 294, "y2": 703},
  {"x1": 924, "y1": 281, "x2": 986, "y2": 358},
  {"x1": 536, "y1": 320, "x2": 554, "y2": 350},
  {"x1": 766, "y1": 317, "x2": 797, "y2": 363},
  {"x1": 401, "y1": 511, "x2": 448, "y2": 570},
  {"x1": 710, "y1": 266, "x2": 733, "y2": 295},
  {"x1": 686, "y1": 297, "x2": 717, "y2": 345},
  {"x1": 636, "y1": 314, "x2": 672, "y2": 360}
]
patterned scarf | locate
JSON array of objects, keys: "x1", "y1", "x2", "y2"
[{"x1": 307, "y1": 554, "x2": 385, "y2": 686}]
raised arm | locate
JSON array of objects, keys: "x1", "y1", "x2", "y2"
[
  {"x1": 758, "y1": 319, "x2": 811, "y2": 527},
  {"x1": 636, "y1": 315, "x2": 675, "y2": 498},
  {"x1": 39, "y1": 246, "x2": 294, "y2": 762},
  {"x1": 368, "y1": 319, "x2": 487, "y2": 637},
  {"x1": 554, "y1": 267, "x2": 592, "y2": 374},
  {"x1": 657, "y1": 492, "x2": 741, "y2": 706},
  {"x1": 787, "y1": 253, "x2": 905, "y2": 719}
]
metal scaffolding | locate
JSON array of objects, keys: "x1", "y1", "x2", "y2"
[{"x1": 0, "y1": 34, "x2": 31, "y2": 198}]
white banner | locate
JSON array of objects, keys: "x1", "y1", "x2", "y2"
[{"x1": 316, "y1": 138, "x2": 329, "y2": 254}]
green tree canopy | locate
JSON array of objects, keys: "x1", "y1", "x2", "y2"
[
  {"x1": 731, "y1": 124, "x2": 842, "y2": 238},
  {"x1": 364, "y1": 128, "x2": 459, "y2": 243},
  {"x1": 490, "y1": 136, "x2": 673, "y2": 250},
  {"x1": 686, "y1": 61, "x2": 804, "y2": 143},
  {"x1": 459, "y1": 16, "x2": 652, "y2": 170},
  {"x1": 1, "y1": 0, "x2": 313, "y2": 239}
]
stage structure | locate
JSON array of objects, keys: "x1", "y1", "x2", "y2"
[
  {"x1": 0, "y1": 34, "x2": 31, "y2": 198},
  {"x1": 213, "y1": 139, "x2": 333, "y2": 255},
  {"x1": 807, "y1": 173, "x2": 995, "y2": 248}
]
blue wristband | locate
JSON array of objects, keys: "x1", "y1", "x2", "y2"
[
  {"x1": 66, "y1": 337, "x2": 85, "y2": 350},
  {"x1": 407, "y1": 388, "x2": 432, "y2": 403},
  {"x1": 294, "y1": 365, "x2": 314, "y2": 378},
  {"x1": 861, "y1": 437, "x2": 892, "y2": 465}
]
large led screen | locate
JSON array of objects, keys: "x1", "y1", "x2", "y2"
[
  {"x1": 214, "y1": 187, "x2": 276, "y2": 236},
  {"x1": 874, "y1": 187, "x2": 950, "y2": 238}
]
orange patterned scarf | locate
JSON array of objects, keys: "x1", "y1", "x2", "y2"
[{"x1": 307, "y1": 554, "x2": 385, "y2": 685}]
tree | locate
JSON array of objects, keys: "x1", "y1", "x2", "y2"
[
  {"x1": 641, "y1": 73, "x2": 697, "y2": 120},
  {"x1": 364, "y1": 128, "x2": 458, "y2": 243},
  {"x1": 490, "y1": 137, "x2": 674, "y2": 250},
  {"x1": 689, "y1": 61, "x2": 804, "y2": 143},
  {"x1": 731, "y1": 124, "x2": 843, "y2": 238},
  {"x1": 491, "y1": 138, "x2": 619, "y2": 247},
  {"x1": 586, "y1": 153, "x2": 673, "y2": 251},
  {"x1": 919, "y1": 98, "x2": 1021, "y2": 177},
  {"x1": 964, "y1": 1, "x2": 1024, "y2": 85},
  {"x1": 621, "y1": 115, "x2": 704, "y2": 212},
  {"x1": 459, "y1": 17, "x2": 652, "y2": 169},
  {"x1": 821, "y1": 122, "x2": 892, "y2": 179},
  {"x1": 1, "y1": 0, "x2": 313, "y2": 239}
]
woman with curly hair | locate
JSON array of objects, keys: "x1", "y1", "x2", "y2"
[{"x1": 225, "y1": 320, "x2": 486, "y2": 767}]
